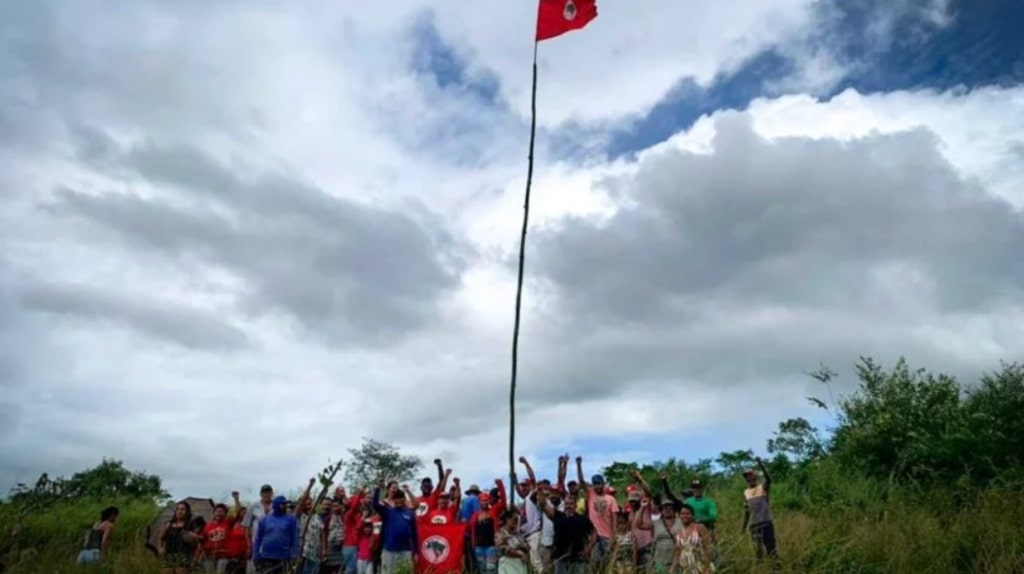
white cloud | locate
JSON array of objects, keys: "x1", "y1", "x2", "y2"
[{"x1": 1, "y1": 0, "x2": 1021, "y2": 499}]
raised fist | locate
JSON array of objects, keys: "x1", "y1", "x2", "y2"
[{"x1": 519, "y1": 456, "x2": 528, "y2": 464}]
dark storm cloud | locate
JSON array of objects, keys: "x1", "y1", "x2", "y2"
[
  {"x1": 49, "y1": 135, "x2": 470, "y2": 344},
  {"x1": 16, "y1": 280, "x2": 250, "y2": 351},
  {"x1": 537, "y1": 114, "x2": 1024, "y2": 322}
]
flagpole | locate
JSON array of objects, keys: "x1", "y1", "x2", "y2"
[{"x1": 509, "y1": 40, "x2": 539, "y2": 507}]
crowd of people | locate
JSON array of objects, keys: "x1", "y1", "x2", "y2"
[{"x1": 76, "y1": 455, "x2": 780, "y2": 574}]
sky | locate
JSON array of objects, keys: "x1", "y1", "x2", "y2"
[{"x1": 1, "y1": 0, "x2": 1023, "y2": 501}]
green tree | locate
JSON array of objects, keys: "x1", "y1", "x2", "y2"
[
  {"x1": 831, "y1": 357, "x2": 969, "y2": 482},
  {"x1": 8, "y1": 459, "x2": 168, "y2": 508},
  {"x1": 715, "y1": 449, "x2": 756, "y2": 476},
  {"x1": 343, "y1": 437, "x2": 422, "y2": 488},
  {"x1": 767, "y1": 417, "x2": 824, "y2": 461},
  {"x1": 963, "y1": 362, "x2": 1024, "y2": 484}
]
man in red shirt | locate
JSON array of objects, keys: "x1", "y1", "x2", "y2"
[
  {"x1": 415, "y1": 460, "x2": 451, "y2": 520},
  {"x1": 423, "y1": 491, "x2": 458, "y2": 524}
]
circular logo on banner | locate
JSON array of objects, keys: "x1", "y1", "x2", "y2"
[
  {"x1": 563, "y1": 0, "x2": 577, "y2": 20},
  {"x1": 416, "y1": 502, "x2": 429, "y2": 517},
  {"x1": 421, "y1": 535, "x2": 451, "y2": 565},
  {"x1": 430, "y1": 514, "x2": 448, "y2": 524}
]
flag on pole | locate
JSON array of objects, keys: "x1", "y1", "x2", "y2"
[
  {"x1": 536, "y1": 0, "x2": 598, "y2": 42},
  {"x1": 415, "y1": 522, "x2": 465, "y2": 574}
]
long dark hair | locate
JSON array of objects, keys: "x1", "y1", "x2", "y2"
[
  {"x1": 100, "y1": 506, "x2": 120, "y2": 522},
  {"x1": 172, "y1": 501, "x2": 193, "y2": 527}
]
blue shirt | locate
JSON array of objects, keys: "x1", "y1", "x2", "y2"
[
  {"x1": 459, "y1": 494, "x2": 481, "y2": 523},
  {"x1": 372, "y1": 488, "x2": 419, "y2": 554},
  {"x1": 255, "y1": 496, "x2": 299, "y2": 560}
]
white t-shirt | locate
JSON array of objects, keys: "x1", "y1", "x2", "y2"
[{"x1": 244, "y1": 502, "x2": 271, "y2": 543}]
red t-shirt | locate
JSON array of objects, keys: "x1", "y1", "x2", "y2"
[
  {"x1": 415, "y1": 491, "x2": 441, "y2": 520},
  {"x1": 343, "y1": 496, "x2": 364, "y2": 547},
  {"x1": 223, "y1": 522, "x2": 248, "y2": 559},
  {"x1": 201, "y1": 520, "x2": 232, "y2": 558},
  {"x1": 423, "y1": 505, "x2": 457, "y2": 525}
]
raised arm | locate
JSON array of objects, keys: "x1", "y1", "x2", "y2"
[
  {"x1": 756, "y1": 457, "x2": 772, "y2": 489},
  {"x1": 658, "y1": 472, "x2": 682, "y2": 507},
  {"x1": 494, "y1": 479, "x2": 508, "y2": 515},
  {"x1": 296, "y1": 477, "x2": 316, "y2": 516},
  {"x1": 401, "y1": 485, "x2": 417, "y2": 509},
  {"x1": 231, "y1": 491, "x2": 242, "y2": 524},
  {"x1": 452, "y1": 477, "x2": 462, "y2": 510},
  {"x1": 438, "y1": 468, "x2": 452, "y2": 496},
  {"x1": 519, "y1": 456, "x2": 537, "y2": 486},
  {"x1": 372, "y1": 479, "x2": 387, "y2": 515},
  {"x1": 575, "y1": 456, "x2": 592, "y2": 497},
  {"x1": 557, "y1": 454, "x2": 568, "y2": 491},
  {"x1": 633, "y1": 501, "x2": 652, "y2": 531},
  {"x1": 434, "y1": 458, "x2": 445, "y2": 485},
  {"x1": 536, "y1": 490, "x2": 556, "y2": 519},
  {"x1": 631, "y1": 470, "x2": 653, "y2": 498}
]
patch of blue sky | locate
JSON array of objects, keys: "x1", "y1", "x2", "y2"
[
  {"x1": 383, "y1": 10, "x2": 522, "y2": 168},
  {"x1": 597, "y1": 0, "x2": 1024, "y2": 160}
]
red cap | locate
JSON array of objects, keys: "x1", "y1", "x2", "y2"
[
  {"x1": 606, "y1": 486, "x2": 616, "y2": 495},
  {"x1": 478, "y1": 493, "x2": 492, "y2": 504}
]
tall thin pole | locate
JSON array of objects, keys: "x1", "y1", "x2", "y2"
[{"x1": 509, "y1": 41, "x2": 539, "y2": 507}]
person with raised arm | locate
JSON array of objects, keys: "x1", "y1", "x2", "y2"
[
  {"x1": 414, "y1": 458, "x2": 449, "y2": 519},
  {"x1": 516, "y1": 456, "x2": 544, "y2": 572},
  {"x1": 741, "y1": 456, "x2": 779, "y2": 563},
  {"x1": 536, "y1": 486, "x2": 595, "y2": 574},
  {"x1": 628, "y1": 470, "x2": 655, "y2": 571},
  {"x1": 417, "y1": 462, "x2": 452, "y2": 522},
  {"x1": 639, "y1": 495, "x2": 681, "y2": 574},
  {"x1": 337, "y1": 487, "x2": 366, "y2": 574},
  {"x1": 469, "y1": 479, "x2": 507, "y2": 574},
  {"x1": 575, "y1": 456, "x2": 618, "y2": 571},
  {"x1": 295, "y1": 479, "x2": 326, "y2": 574},
  {"x1": 372, "y1": 477, "x2": 419, "y2": 574}
]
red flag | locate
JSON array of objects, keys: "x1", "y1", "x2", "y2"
[
  {"x1": 536, "y1": 0, "x2": 598, "y2": 42},
  {"x1": 416, "y1": 522, "x2": 465, "y2": 574}
]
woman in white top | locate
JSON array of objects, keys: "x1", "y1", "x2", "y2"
[{"x1": 674, "y1": 504, "x2": 713, "y2": 574}]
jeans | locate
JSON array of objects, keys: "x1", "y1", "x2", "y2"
[
  {"x1": 342, "y1": 546, "x2": 358, "y2": 574},
  {"x1": 202, "y1": 558, "x2": 231, "y2": 573},
  {"x1": 750, "y1": 521, "x2": 779, "y2": 560},
  {"x1": 77, "y1": 549, "x2": 101, "y2": 565},
  {"x1": 474, "y1": 546, "x2": 498, "y2": 574},
  {"x1": 357, "y1": 558, "x2": 375, "y2": 574},
  {"x1": 380, "y1": 550, "x2": 411, "y2": 574}
]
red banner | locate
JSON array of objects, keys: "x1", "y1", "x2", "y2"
[{"x1": 416, "y1": 522, "x2": 465, "y2": 574}]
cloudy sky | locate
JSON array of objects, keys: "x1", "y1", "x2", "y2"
[{"x1": 2, "y1": 0, "x2": 1023, "y2": 499}]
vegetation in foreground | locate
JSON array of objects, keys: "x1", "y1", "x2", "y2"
[{"x1": 3, "y1": 357, "x2": 1024, "y2": 573}]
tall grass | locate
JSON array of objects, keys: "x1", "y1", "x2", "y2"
[{"x1": 3, "y1": 472, "x2": 1023, "y2": 573}]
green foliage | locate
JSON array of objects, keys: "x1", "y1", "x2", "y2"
[
  {"x1": 343, "y1": 437, "x2": 422, "y2": 488},
  {"x1": 830, "y1": 357, "x2": 1024, "y2": 488},
  {"x1": 7, "y1": 459, "x2": 169, "y2": 511},
  {"x1": 767, "y1": 417, "x2": 825, "y2": 461}
]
